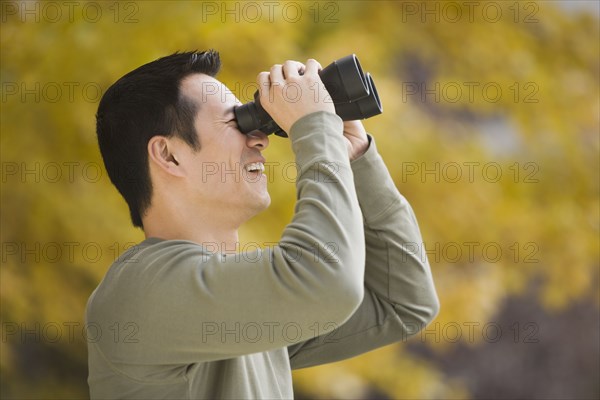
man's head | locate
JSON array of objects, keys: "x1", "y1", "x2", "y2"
[{"x1": 96, "y1": 50, "x2": 270, "y2": 229}]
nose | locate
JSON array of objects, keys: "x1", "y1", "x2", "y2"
[{"x1": 245, "y1": 130, "x2": 269, "y2": 150}]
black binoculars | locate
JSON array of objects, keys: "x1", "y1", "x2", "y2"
[{"x1": 234, "y1": 54, "x2": 383, "y2": 137}]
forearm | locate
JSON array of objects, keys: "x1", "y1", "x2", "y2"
[
  {"x1": 279, "y1": 110, "x2": 366, "y2": 311},
  {"x1": 351, "y1": 136, "x2": 439, "y2": 326}
]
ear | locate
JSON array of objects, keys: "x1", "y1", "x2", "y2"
[{"x1": 147, "y1": 136, "x2": 186, "y2": 178}]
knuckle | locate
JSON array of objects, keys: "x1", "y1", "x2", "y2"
[{"x1": 306, "y1": 58, "x2": 319, "y2": 67}]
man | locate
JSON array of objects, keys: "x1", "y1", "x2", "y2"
[{"x1": 88, "y1": 50, "x2": 439, "y2": 399}]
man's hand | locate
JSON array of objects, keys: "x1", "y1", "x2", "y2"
[
  {"x1": 343, "y1": 120, "x2": 369, "y2": 161},
  {"x1": 257, "y1": 58, "x2": 369, "y2": 160},
  {"x1": 257, "y1": 59, "x2": 335, "y2": 134}
]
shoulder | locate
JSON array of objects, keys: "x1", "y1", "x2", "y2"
[{"x1": 87, "y1": 238, "x2": 215, "y2": 316}]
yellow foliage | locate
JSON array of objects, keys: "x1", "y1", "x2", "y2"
[{"x1": 1, "y1": 0, "x2": 598, "y2": 397}]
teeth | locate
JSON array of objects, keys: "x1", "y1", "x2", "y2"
[{"x1": 245, "y1": 162, "x2": 265, "y2": 173}]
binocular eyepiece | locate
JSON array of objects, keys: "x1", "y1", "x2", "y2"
[{"x1": 234, "y1": 54, "x2": 383, "y2": 137}]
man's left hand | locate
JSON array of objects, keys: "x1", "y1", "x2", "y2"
[{"x1": 343, "y1": 120, "x2": 369, "y2": 161}]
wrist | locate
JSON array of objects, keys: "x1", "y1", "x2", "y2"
[{"x1": 350, "y1": 139, "x2": 370, "y2": 161}]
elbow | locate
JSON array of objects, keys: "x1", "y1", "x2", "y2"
[
  {"x1": 325, "y1": 271, "x2": 365, "y2": 326},
  {"x1": 393, "y1": 288, "x2": 440, "y2": 336},
  {"x1": 333, "y1": 284, "x2": 364, "y2": 326},
  {"x1": 404, "y1": 257, "x2": 440, "y2": 327},
  {"x1": 410, "y1": 290, "x2": 440, "y2": 330},
  {"x1": 413, "y1": 279, "x2": 441, "y2": 327},
  {"x1": 288, "y1": 231, "x2": 366, "y2": 325},
  {"x1": 421, "y1": 292, "x2": 440, "y2": 326},
  {"x1": 420, "y1": 274, "x2": 440, "y2": 325},
  {"x1": 342, "y1": 279, "x2": 365, "y2": 313},
  {"x1": 323, "y1": 239, "x2": 366, "y2": 323}
]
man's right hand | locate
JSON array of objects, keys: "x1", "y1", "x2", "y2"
[{"x1": 257, "y1": 59, "x2": 335, "y2": 134}]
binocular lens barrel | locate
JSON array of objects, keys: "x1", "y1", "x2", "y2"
[
  {"x1": 334, "y1": 73, "x2": 382, "y2": 121},
  {"x1": 321, "y1": 54, "x2": 369, "y2": 104},
  {"x1": 234, "y1": 54, "x2": 382, "y2": 137}
]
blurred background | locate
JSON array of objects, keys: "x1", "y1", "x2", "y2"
[{"x1": 1, "y1": 0, "x2": 598, "y2": 398}]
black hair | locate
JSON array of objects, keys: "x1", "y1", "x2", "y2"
[{"x1": 96, "y1": 50, "x2": 221, "y2": 228}]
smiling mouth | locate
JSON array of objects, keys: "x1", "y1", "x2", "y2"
[{"x1": 244, "y1": 162, "x2": 265, "y2": 173}]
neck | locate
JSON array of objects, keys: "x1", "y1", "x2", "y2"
[{"x1": 142, "y1": 202, "x2": 242, "y2": 254}]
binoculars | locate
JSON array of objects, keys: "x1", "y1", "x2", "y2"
[{"x1": 234, "y1": 54, "x2": 383, "y2": 137}]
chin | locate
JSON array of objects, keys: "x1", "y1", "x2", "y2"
[
  {"x1": 241, "y1": 191, "x2": 270, "y2": 215},
  {"x1": 256, "y1": 193, "x2": 271, "y2": 211}
]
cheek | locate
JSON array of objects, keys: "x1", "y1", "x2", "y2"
[
  {"x1": 225, "y1": 134, "x2": 247, "y2": 169},
  {"x1": 191, "y1": 130, "x2": 247, "y2": 180},
  {"x1": 193, "y1": 158, "x2": 241, "y2": 189}
]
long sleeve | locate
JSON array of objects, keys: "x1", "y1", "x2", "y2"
[
  {"x1": 86, "y1": 112, "x2": 366, "y2": 368},
  {"x1": 288, "y1": 135, "x2": 440, "y2": 369}
]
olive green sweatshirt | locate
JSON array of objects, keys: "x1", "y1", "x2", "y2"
[{"x1": 86, "y1": 111, "x2": 439, "y2": 399}]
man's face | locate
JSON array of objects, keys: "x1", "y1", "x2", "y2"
[{"x1": 177, "y1": 74, "x2": 270, "y2": 221}]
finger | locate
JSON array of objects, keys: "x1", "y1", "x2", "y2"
[
  {"x1": 269, "y1": 64, "x2": 284, "y2": 86},
  {"x1": 257, "y1": 71, "x2": 270, "y2": 97},
  {"x1": 282, "y1": 60, "x2": 305, "y2": 79},
  {"x1": 304, "y1": 59, "x2": 322, "y2": 76}
]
